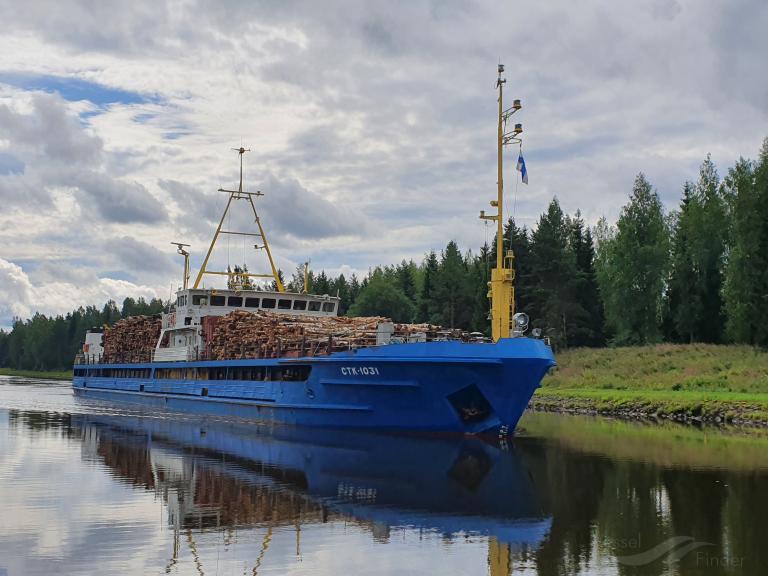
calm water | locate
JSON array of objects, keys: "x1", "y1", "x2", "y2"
[{"x1": 1, "y1": 377, "x2": 766, "y2": 576}]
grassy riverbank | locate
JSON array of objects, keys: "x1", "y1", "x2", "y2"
[
  {"x1": 0, "y1": 368, "x2": 72, "y2": 381},
  {"x1": 533, "y1": 344, "x2": 768, "y2": 426}
]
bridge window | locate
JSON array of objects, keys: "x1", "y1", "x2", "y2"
[
  {"x1": 245, "y1": 297, "x2": 260, "y2": 308},
  {"x1": 210, "y1": 295, "x2": 226, "y2": 306},
  {"x1": 322, "y1": 302, "x2": 336, "y2": 313},
  {"x1": 278, "y1": 299, "x2": 292, "y2": 310},
  {"x1": 293, "y1": 300, "x2": 307, "y2": 310},
  {"x1": 308, "y1": 301, "x2": 321, "y2": 312},
  {"x1": 228, "y1": 296, "x2": 243, "y2": 307},
  {"x1": 262, "y1": 298, "x2": 276, "y2": 309},
  {"x1": 193, "y1": 295, "x2": 207, "y2": 305}
]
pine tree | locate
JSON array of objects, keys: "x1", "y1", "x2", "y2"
[
  {"x1": 528, "y1": 199, "x2": 584, "y2": 347},
  {"x1": 417, "y1": 251, "x2": 439, "y2": 323},
  {"x1": 667, "y1": 156, "x2": 727, "y2": 343},
  {"x1": 569, "y1": 212, "x2": 605, "y2": 346},
  {"x1": 599, "y1": 174, "x2": 670, "y2": 344},
  {"x1": 754, "y1": 139, "x2": 768, "y2": 346},
  {"x1": 667, "y1": 182, "x2": 700, "y2": 342},
  {"x1": 723, "y1": 141, "x2": 768, "y2": 344},
  {"x1": 395, "y1": 260, "x2": 418, "y2": 304},
  {"x1": 694, "y1": 155, "x2": 727, "y2": 342},
  {"x1": 0, "y1": 330, "x2": 8, "y2": 367},
  {"x1": 102, "y1": 300, "x2": 121, "y2": 325},
  {"x1": 433, "y1": 241, "x2": 473, "y2": 328},
  {"x1": 470, "y1": 243, "x2": 492, "y2": 333},
  {"x1": 312, "y1": 271, "x2": 331, "y2": 296},
  {"x1": 348, "y1": 274, "x2": 362, "y2": 309}
]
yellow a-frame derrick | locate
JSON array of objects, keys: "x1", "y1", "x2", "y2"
[{"x1": 192, "y1": 147, "x2": 285, "y2": 291}]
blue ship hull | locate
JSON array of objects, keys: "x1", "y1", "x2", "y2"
[{"x1": 73, "y1": 338, "x2": 555, "y2": 434}]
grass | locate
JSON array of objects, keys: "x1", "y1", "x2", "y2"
[
  {"x1": 519, "y1": 411, "x2": 768, "y2": 470},
  {"x1": 0, "y1": 368, "x2": 73, "y2": 381},
  {"x1": 534, "y1": 344, "x2": 768, "y2": 426}
]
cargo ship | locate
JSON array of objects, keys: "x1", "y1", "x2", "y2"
[{"x1": 73, "y1": 65, "x2": 555, "y2": 435}]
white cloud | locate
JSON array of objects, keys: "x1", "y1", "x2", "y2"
[
  {"x1": 0, "y1": 0, "x2": 765, "y2": 319},
  {"x1": 0, "y1": 257, "x2": 160, "y2": 327}
]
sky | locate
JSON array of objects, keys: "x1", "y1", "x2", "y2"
[{"x1": 0, "y1": 0, "x2": 766, "y2": 327}]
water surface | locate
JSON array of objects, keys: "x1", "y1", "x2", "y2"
[{"x1": 1, "y1": 376, "x2": 765, "y2": 575}]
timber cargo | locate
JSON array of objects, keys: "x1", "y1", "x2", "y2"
[{"x1": 73, "y1": 64, "x2": 555, "y2": 435}]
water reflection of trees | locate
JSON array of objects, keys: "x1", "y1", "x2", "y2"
[
  {"x1": 92, "y1": 428, "x2": 331, "y2": 531},
  {"x1": 519, "y1": 434, "x2": 767, "y2": 575},
  {"x1": 8, "y1": 409, "x2": 74, "y2": 435},
  {"x1": 9, "y1": 409, "x2": 767, "y2": 575}
]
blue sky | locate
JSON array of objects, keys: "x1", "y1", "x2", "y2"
[
  {"x1": 0, "y1": 0, "x2": 766, "y2": 325},
  {"x1": 0, "y1": 72, "x2": 151, "y2": 106}
]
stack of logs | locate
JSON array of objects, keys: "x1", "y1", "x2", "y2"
[
  {"x1": 103, "y1": 315, "x2": 161, "y2": 363},
  {"x1": 206, "y1": 310, "x2": 467, "y2": 360}
]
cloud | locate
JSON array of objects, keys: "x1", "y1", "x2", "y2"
[
  {"x1": 0, "y1": 258, "x2": 33, "y2": 321},
  {"x1": 159, "y1": 178, "x2": 219, "y2": 230},
  {"x1": 0, "y1": 257, "x2": 160, "y2": 327},
  {"x1": 73, "y1": 171, "x2": 167, "y2": 224},
  {"x1": 0, "y1": 90, "x2": 167, "y2": 222},
  {"x1": 0, "y1": 0, "x2": 765, "y2": 320},
  {"x1": 103, "y1": 236, "x2": 175, "y2": 276},
  {"x1": 0, "y1": 92, "x2": 102, "y2": 163},
  {"x1": 258, "y1": 173, "x2": 364, "y2": 240}
]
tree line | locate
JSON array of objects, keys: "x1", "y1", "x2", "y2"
[
  {"x1": 1, "y1": 139, "x2": 767, "y2": 371},
  {"x1": 0, "y1": 298, "x2": 164, "y2": 371}
]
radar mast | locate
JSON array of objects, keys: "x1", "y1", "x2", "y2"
[
  {"x1": 479, "y1": 64, "x2": 523, "y2": 341},
  {"x1": 192, "y1": 147, "x2": 285, "y2": 291}
]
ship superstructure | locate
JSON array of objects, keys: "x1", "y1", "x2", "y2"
[
  {"x1": 73, "y1": 65, "x2": 555, "y2": 435},
  {"x1": 154, "y1": 288, "x2": 340, "y2": 361}
]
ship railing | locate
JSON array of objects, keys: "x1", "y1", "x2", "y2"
[
  {"x1": 153, "y1": 346, "x2": 196, "y2": 362},
  {"x1": 73, "y1": 350, "x2": 155, "y2": 365},
  {"x1": 74, "y1": 353, "x2": 104, "y2": 365}
]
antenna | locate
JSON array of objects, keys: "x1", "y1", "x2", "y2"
[
  {"x1": 192, "y1": 147, "x2": 285, "y2": 292},
  {"x1": 171, "y1": 242, "x2": 191, "y2": 290},
  {"x1": 232, "y1": 147, "x2": 251, "y2": 194}
]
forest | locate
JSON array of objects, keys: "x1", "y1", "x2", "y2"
[{"x1": 1, "y1": 139, "x2": 767, "y2": 371}]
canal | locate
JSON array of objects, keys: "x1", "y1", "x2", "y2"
[{"x1": 1, "y1": 376, "x2": 765, "y2": 575}]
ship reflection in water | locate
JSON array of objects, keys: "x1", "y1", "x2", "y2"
[
  {"x1": 75, "y1": 415, "x2": 551, "y2": 554},
  {"x1": 4, "y1": 406, "x2": 550, "y2": 575},
  {"x1": 5, "y1": 379, "x2": 768, "y2": 575}
]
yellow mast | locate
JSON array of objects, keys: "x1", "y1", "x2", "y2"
[
  {"x1": 479, "y1": 64, "x2": 523, "y2": 341},
  {"x1": 192, "y1": 147, "x2": 285, "y2": 291},
  {"x1": 488, "y1": 537, "x2": 512, "y2": 576}
]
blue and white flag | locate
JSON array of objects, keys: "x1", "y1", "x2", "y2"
[{"x1": 516, "y1": 153, "x2": 529, "y2": 184}]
